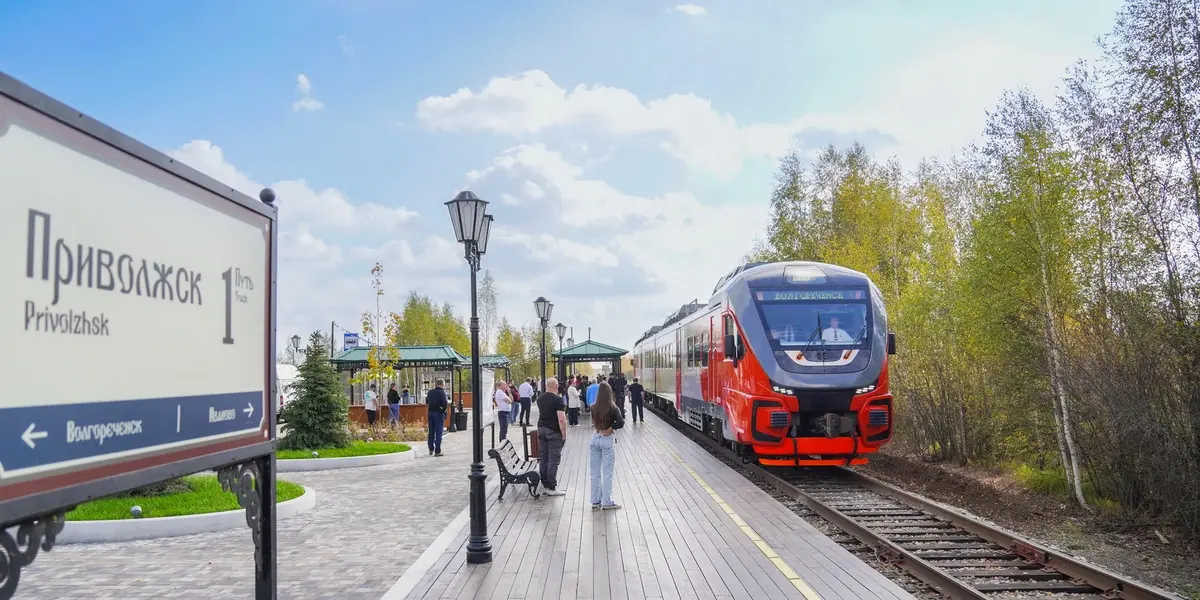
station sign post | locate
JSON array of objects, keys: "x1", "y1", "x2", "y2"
[{"x1": 0, "y1": 71, "x2": 279, "y2": 599}]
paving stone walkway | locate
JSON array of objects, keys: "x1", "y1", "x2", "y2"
[{"x1": 15, "y1": 412, "x2": 529, "y2": 600}]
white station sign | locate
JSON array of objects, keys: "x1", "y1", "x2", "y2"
[{"x1": 0, "y1": 98, "x2": 270, "y2": 483}]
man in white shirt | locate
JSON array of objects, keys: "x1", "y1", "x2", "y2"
[
  {"x1": 821, "y1": 317, "x2": 852, "y2": 343},
  {"x1": 566, "y1": 378, "x2": 582, "y2": 426},
  {"x1": 493, "y1": 382, "x2": 513, "y2": 439},
  {"x1": 517, "y1": 379, "x2": 535, "y2": 426},
  {"x1": 364, "y1": 384, "x2": 379, "y2": 427}
]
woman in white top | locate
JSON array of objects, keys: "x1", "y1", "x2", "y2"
[
  {"x1": 493, "y1": 382, "x2": 513, "y2": 439},
  {"x1": 566, "y1": 378, "x2": 582, "y2": 426}
]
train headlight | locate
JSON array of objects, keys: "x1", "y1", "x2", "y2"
[
  {"x1": 856, "y1": 384, "x2": 876, "y2": 395},
  {"x1": 771, "y1": 385, "x2": 791, "y2": 394}
]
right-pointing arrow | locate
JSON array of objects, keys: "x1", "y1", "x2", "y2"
[{"x1": 22, "y1": 423, "x2": 48, "y2": 449}]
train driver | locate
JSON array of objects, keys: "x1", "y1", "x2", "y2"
[{"x1": 821, "y1": 317, "x2": 852, "y2": 343}]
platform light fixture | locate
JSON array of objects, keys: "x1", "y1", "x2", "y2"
[
  {"x1": 445, "y1": 190, "x2": 493, "y2": 565},
  {"x1": 554, "y1": 322, "x2": 567, "y2": 380}
]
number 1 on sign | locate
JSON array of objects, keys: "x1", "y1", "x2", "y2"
[{"x1": 221, "y1": 268, "x2": 235, "y2": 344}]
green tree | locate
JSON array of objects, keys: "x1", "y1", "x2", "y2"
[{"x1": 279, "y1": 331, "x2": 351, "y2": 450}]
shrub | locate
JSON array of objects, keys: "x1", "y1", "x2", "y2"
[{"x1": 279, "y1": 331, "x2": 351, "y2": 450}]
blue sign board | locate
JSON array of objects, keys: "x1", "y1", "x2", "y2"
[
  {"x1": 344, "y1": 332, "x2": 359, "y2": 349},
  {"x1": 0, "y1": 392, "x2": 263, "y2": 477}
]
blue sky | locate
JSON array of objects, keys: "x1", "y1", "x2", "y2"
[{"x1": 1, "y1": 0, "x2": 1121, "y2": 352}]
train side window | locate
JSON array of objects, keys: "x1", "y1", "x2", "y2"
[
  {"x1": 701, "y1": 333, "x2": 709, "y2": 366},
  {"x1": 687, "y1": 336, "x2": 695, "y2": 367}
]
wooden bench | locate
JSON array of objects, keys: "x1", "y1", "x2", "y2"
[{"x1": 488, "y1": 439, "x2": 540, "y2": 500}]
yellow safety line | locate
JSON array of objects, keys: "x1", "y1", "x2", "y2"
[{"x1": 653, "y1": 436, "x2": 823, "y2": 600}]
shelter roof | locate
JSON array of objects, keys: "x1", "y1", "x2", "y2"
[
  {"x1": 330, "y1": 345, "x2": 464, "y2": 369},
  {"x1": 552, "y1": 340, "x2": 628, "y2": 361}
]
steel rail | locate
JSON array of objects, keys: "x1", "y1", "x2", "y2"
[
  {"x1": 643, "y1": 401, "x2": 1183, "y2": 600},
  {"x1": 842, "y1": 470, "x2": 1183, "y2": 600}
]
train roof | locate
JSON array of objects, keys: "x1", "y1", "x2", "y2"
[{"x1": 633, "y1": 261, "x2": 875, "y2": 348}]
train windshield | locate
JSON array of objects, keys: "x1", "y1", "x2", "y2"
[{"x1": 755, "y1": 289, "x2": 871, "y2": 348}]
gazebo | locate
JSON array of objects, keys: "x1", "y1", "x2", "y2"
[
  {"x1": 552, "y1": 340, "x2": 629, "y2": 380},
  {"x1": 329, "y1": 345, "x2": 510, "y2": 426}
]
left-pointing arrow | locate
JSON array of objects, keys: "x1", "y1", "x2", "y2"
[
  {"x1": 244, "y1": 403, "x2": 254, "y2": 418},
  {"x1": 22, "y1": 423, "x2": 48, "y2": 449}
]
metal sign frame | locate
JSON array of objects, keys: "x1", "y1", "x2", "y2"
[{"x1": 0, "y1": 71, "x2": 279, "y2": 599}]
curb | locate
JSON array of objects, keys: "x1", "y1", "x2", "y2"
[
  {"x1": 277, "y1": 446, "x2": 414, "y2": 472},
  {"x1": 57, "y1": 486, "x2": 316, "y2": 545}
]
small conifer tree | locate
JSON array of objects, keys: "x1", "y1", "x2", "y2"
[{"x1": 279, "y1": 331, "x2": 351, "y2": 450}]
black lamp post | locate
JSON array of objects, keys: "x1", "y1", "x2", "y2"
[
  {"x1": 555, "y1": 322, "x2": 566, "y2": 381},
  {"x1": 445, "y1": 190, "x2": 494, "y2": 565},
  {"x1": 534, "y1": 297, "x2": 553, "y2": 392},
  {"x1": 290, "y1": 335, "x2": 301, "y2": 365}
]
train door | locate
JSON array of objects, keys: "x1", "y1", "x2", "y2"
[
  {"x1": 675, "y1": 329, "x2": 683, "y2": 414},
  {"x1": 707, "y1": 315, "x2": 717, "y2": 402}
]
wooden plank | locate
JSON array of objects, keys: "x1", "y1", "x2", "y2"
[
  {"x1": 413, "y1": 405, "x2": 916, "y2": 600},
  {"x1": 652, "y1": 413, "x2": 913, "y2": 600}
]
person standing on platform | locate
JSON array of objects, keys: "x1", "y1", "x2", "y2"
[
  {"x1": 387, "y1": 383, "x2": 401, "y2": 426},
  {"x1": 612, "y1": 373, "x2": 627, "y2": 418},
  {"x1": 425, "y1": 379, "x2": 449, "y2": 456},
  {"x1": 628, "y1": 377, "x2": 646, "y2": 423},
  {"x1": 586, "y1": 376, "x2": 600, "y2": 410},
  {"x1": 510, "y1": 380, "x2": 521, "y2": 423},
  {"x1": 364, "y1": 384, "x2": 379, "y2": 428},
  {"x1": 493, "y1": 381, "x2": 513, "y2": 440},
  {"x1": 589, "y1": 382, "x2": 624, "y2": 510},
  {"x1": 401, "y1": 386, "x2": 412, "y2": 405},
  {"x1": 566, "y1": 376, "x2": 582, "y2": 425},
  {"x1": 536, "y1": 377, "x2": 568, "y2": 497},
  {"x1": 518, "y1": 378, "x2": 535, "y2": 427}
]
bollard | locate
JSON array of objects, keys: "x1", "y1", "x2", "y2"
[{"x1": 521, "y1": 423, "x2": 529, "y2": 460}]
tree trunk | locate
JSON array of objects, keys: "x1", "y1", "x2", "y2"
[
  {"x1": 1040, "y1": 258, "x2": 1089, "y2": 510},
  {"x1": 1165, "y1": 0, "x2": 1200, "y2": 233}
]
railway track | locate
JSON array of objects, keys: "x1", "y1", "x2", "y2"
[{"x1": 642, "y1": 402, "x2": 1183, "y2": 600}]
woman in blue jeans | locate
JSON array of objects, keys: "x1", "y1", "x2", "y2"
[{"x1": 589, "y1": 382, "x2": 624, "y2": 510}]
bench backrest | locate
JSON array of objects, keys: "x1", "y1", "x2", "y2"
[{"x1": 494, "y1": 439, "x2": 535, "y2": 474}]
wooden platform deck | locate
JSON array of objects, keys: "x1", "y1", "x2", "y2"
[{"x1": 398, "y1": 410, "x2": 915, "y2": 600}]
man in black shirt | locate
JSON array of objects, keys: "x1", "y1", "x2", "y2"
[
  {"x1": 536, "y1": 377, "x2": 568, "y2": 496},
  {"x1": 612, "y1": 373, "x2": 627, "y2": 417},
  {"x1": 426, "y1": 379, "x2": 449, "y2": 456},
  {"x1": 628, "y1": 377, "x2": 645, "y2": 423}
]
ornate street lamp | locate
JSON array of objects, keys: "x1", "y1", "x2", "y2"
[
  {"x1": 534, "y1": 297, "x2": 553, "y2": 393},
  {"x1": 290, "y1": 335, "x2": 301, "y2": 365},
  {"x1": 554, "y1": 323, "x2": 566, "y2": 381},
  {"x1": 445, "y1": 191, "x2": 493, "y2": 565}
]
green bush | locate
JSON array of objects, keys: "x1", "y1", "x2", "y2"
[{"x1": 278, "y1": 331, "x2": 351, "y2": 450}]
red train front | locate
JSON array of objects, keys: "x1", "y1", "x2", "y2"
[{"x1": 632, "y1": 261, "x2": 896, "y2": 467}]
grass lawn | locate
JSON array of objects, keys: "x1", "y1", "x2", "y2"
[
  {"x1": 67, "y1": 475, "x2": 305, "y2": 521},
  {"x1": 277, "y1": 440, "x2": 411, "y2": 460}
]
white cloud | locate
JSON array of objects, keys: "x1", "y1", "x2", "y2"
[
  {"x1": 168, "y1": 140, "x2": 457, "y2": 351},
  {"x1": 292, "y1": 97, "x2": 325, "y2": 112},
  {"x1": 292, "y1": 73, "x2": 324, "y2": 112},
  {"x1": 171, "y1": 140, "x2": 417, "y2": 231},
  {"x1": 673, "y1": 4, "x2": 706, "y2": 16},
  {"x1": 350, "y1": 236, "x2": 463, "y2": 273},
  {"x1": 416, "y1": 36, "x2": 1088, "y2": 176},
  {"x1": 417, "y1": 70, "x2": 849, "y2": 178},
  {"x1": 469, "y1": 144, "x2": 768, "y2": 341},
  {"x1": 492, "y1": 225, "x2": 619, "y2": 267}
]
